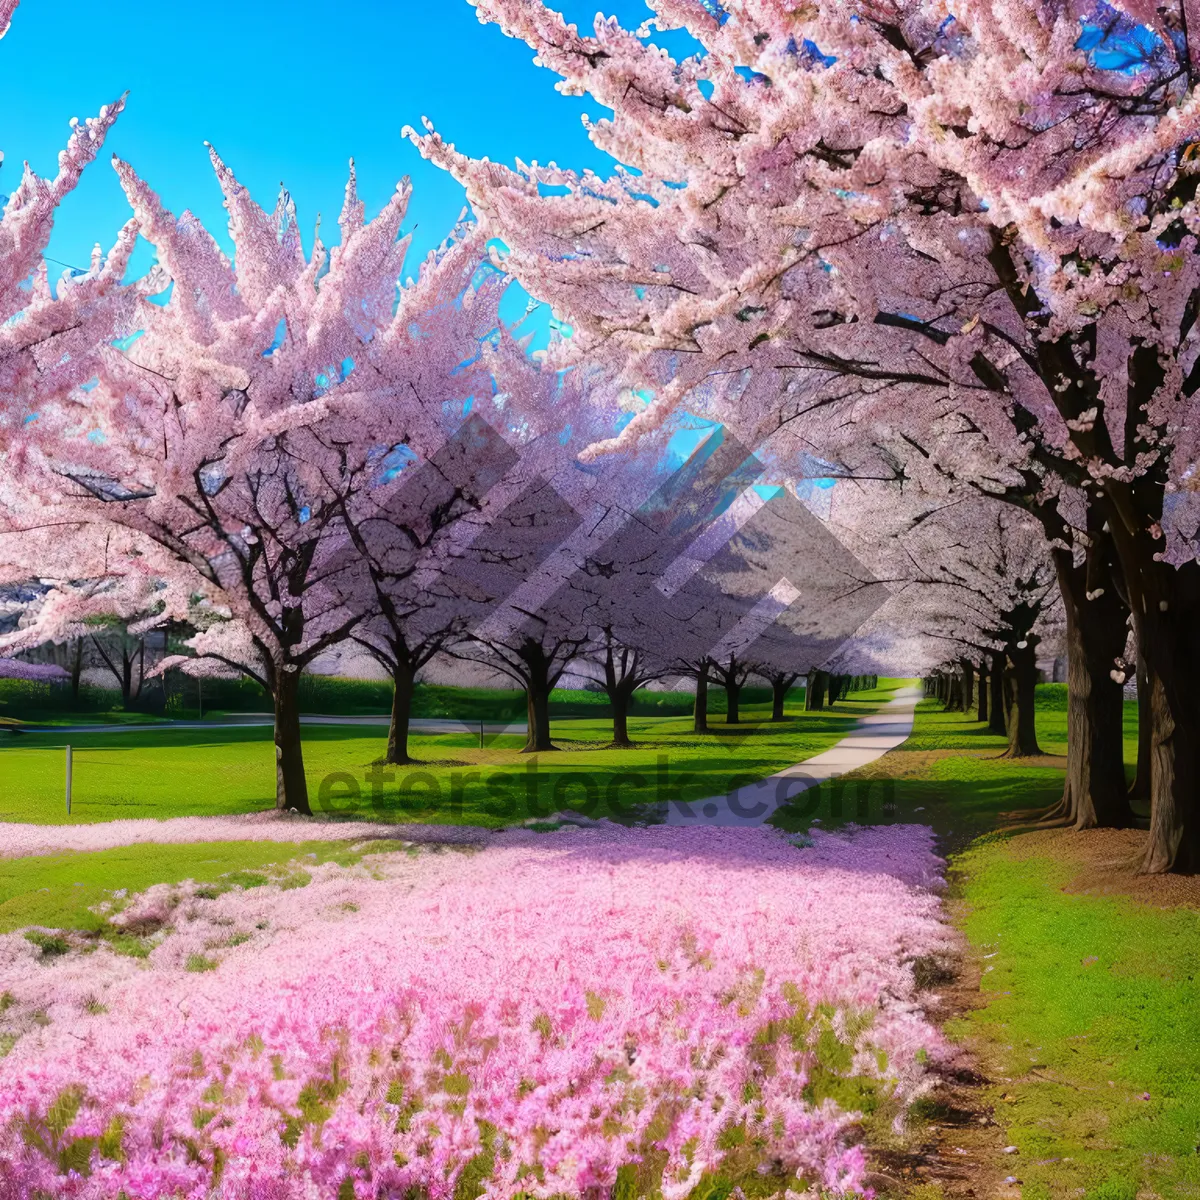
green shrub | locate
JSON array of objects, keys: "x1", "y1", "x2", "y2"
[{"x1": 24, "y1": 931, "x2": 70, "y2": 958}]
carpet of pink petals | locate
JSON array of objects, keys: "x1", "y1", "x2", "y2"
[
  {"x1": 0, "y1": 823, "x2": 951, "y2": 1199},
  {"x1": 0, "y1": 812, "x2": 491, "y2": 860}
]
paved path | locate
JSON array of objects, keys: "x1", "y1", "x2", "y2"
[{"x1": 663, "y1": 686, "x2": 922, "y2": 826}]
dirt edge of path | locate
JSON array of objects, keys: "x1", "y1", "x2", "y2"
[{"x1": 865, "y1": 905, "x2": 1015, "y2": 1199}]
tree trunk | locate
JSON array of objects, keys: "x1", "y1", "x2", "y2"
[
  {"x1": 273, "y1": 668, "x2": 310, "y2": 814},
  {"x1": 610, "y1": 690, "x2": 632, "y2": 747},
  {"x1": 1000, "y1": 647, "x2": 1041, "y2": 758},
  {"x1": 960, "y1": 659, "x2": 975, "y2": 714},
  {"x1": 805, "y1": 670, "x2": 828, "y2": 711},
  {"x1": 988, "y1": 654, "x2": 1006, "y2": 735},
  {"x1": 1133, "y1": 583, "x2": 1200, "y2": 873},
  {"x1": 693, "y1": 666, "x2": 709, "y2": 733},
  {"x1": 977, "y1": 664, "x2": 989, "y2": 724},
  {"x1": 1047, "y1": 553, "x2": 1131, "y2": 828},
  {"x1": 386, "y1": 663, "x2": 415, "y2": 765},
  {"x1": 724, "y1": 678, "x2": 740, "y2": 724},
  {"x1": 69, "y1": 641, "x2": 83, "y2": 701},
  {"x1": 771, "y1": 678, "x2": 788, "y2": 721},
  {"x1": 524, "y1": 683, "x2": 554, "y2": 753}
]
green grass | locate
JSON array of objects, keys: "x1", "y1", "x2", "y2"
[
  {"x1": 951, "y1": 838, "x2": 1200, "y2": 1199},
  {"x1": 5, "y1": 678, "x2": 1191, "y2": 1199},
  {"x1": 811, "y1": 687, "x2": 1196, "y2": 1198},
  {"x1": 0, "y1": 683, "x2": 900, "y2": 826},
  {"x1": 0, "y1": 839, "x2": 417, "y2": 935},
  {"x1": 770, "y1": 687, "x2": 1140, "y2": 855}
]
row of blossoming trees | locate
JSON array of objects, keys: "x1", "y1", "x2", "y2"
[
  {"x1": 0, "y1": 0, "x2": 890, "y2": 814},
  {"x1": 403, "y1": 0, "x2": 1200, "y2": 873},
  {"x1": 1, "y1": 0, "x2": 1198, "y2": 870}
]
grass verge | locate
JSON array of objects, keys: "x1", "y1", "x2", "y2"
[
  {"x1": 949, "y1": 835, "x2": 1200, "y2": 1199},
  {"x1": 833, "y1": 688, "x2": 1197, "y2": 1199},
  {"x1": 0, "y1": 684, "x2": 899, "y2": 825}
]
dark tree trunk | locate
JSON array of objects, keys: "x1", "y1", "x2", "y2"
[
  {"x1": 770, "y1": 677, "x2": 791, "y2": 721},
  {"x1": 805, "y1": 670, "x2": 828, "y2": 711},
  {"x1": 1132, "y1": 582, "x2": 1200, "y2": 873},
  {"x1": 515, "y1": 638, "x2": 558, "y2": 753},
  {"x1": 724, "y1": 678, "x2": 741, "y2": 724},
  {"x1": 1001, "y1": 646, "x2": 1041, "y2": 758},
  {"x1": 1046, "y1": 551, "x2": 1131, "y2": 828},
  {"x1": 1103, "y1": 491, "x2": 1200, "y2": 871},
  {"x1": 273, "y1": 668, "x2": 310, "y2": 814},
  {"x1": 524, "y1": 684, "x2": 554, "y2": 753},
  {"x1": 960, "y1": 659, "x2": 975, "y2": 714},
  {"x1": 944, "y1": 672, "x2": 962, "y2": 712},
  {"x1": 1080, "y1": 337, "x2": 1200, "y2": 869},
  {"x1": 69, "y1": 641, "x2": 83, "y2": 701},
  {"x1": 599, "y1": 637, "x2": 638, "y2": 747},
  {"x1": 988, "y1": 654, "x2": 1007, "y2": 735},
  {"x1": 386, "y1": 663, "x2": 415, "y2": 765},
  {"x1": 610, "y1": 689, "x2": 632, "y2": 747},
  {"x1": 977, "y1": 664, "x2": 989, "y2": 724},
  {"x1": 693, "y1": 666, "x2": 709, "y2": 733}
]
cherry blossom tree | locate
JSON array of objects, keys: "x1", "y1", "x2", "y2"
[
  {"x1": 340, "y1": 412, "x2": 520, "y2": 764},
  {"x1": 415, "y1": 0, "x2": 1200, "y2": 870},
  {"x1": 0, "y1": 2, "x2": 137, "y2": 441},
  {"x1": 8, "y1": 150, "x2": 531, "y2": 812},
  {"x1": 440, "y1": 470, "x2": 592, "y2": 753},
  {"x1": 831, "y1": 484, "x2": 1062, "y2": 757}
]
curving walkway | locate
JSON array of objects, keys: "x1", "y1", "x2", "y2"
[{"x1": 662, "y1": 685, "x2": 922, "y2": 827}]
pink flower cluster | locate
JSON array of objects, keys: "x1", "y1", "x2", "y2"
[{"x1": 0, "y1": 824, "x2": 950, "y2": 1199}]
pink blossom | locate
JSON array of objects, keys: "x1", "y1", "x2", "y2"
[{"x1": 0, "y1": 823, "x2": 950, "y2": 1197}]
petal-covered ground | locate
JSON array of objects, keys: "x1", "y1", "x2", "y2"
[
  {"x1": 0, "y1": 824, "x2": 951, "y2": 1199},
  {"x1": 0, "y1": 813, "x2": 491, "y2": 860}
]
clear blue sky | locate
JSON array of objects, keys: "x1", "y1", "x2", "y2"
[{"x1": 1, "y1": 0, "x2": 693, "y2": 287}]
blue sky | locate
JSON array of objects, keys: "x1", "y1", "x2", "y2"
[{"x1": 1, "y1": 0, "x2": 690, "y2": 290}]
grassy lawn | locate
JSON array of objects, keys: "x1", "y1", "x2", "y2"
[
  {"x1": 0, "y1": 682, "x2": 902, "y2": 979},
  {"x1": 0, "y1": 682, "x2": 902, "y2": 826},
  {"x1": 813, "y1": 688, "x2": 1197, "y2": 1199},
  {"x1": 951, "y1": 837, "x2": 1200, "y2": 1200},
  {"x1": 0, "y1": 839, "x2": 415, "y2": 937},
  {"x1": 5, "y1": 680, "x2": 1195, "y2": 1199}
]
